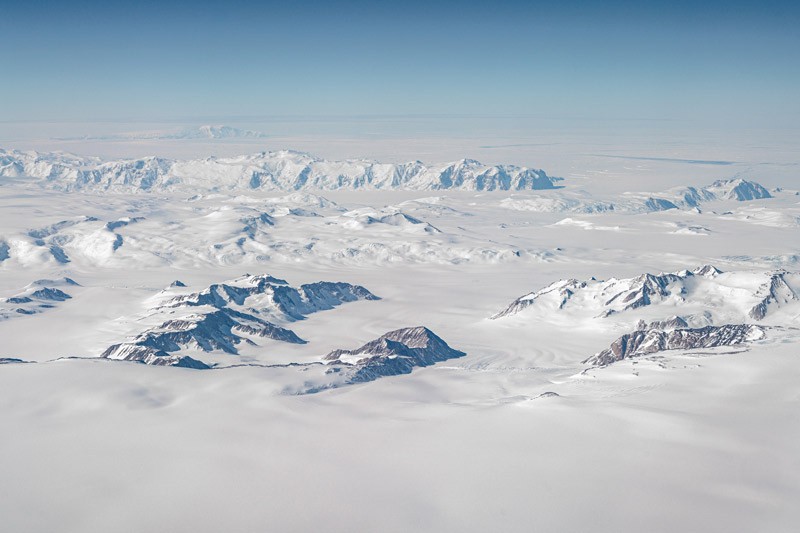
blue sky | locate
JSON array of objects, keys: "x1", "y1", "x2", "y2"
[{"x1": 2, "y1": 0, "x2": 799, "y2": 125}]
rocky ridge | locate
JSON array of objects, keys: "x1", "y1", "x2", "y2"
[{"x1": 102, "y1": 274, "x2": 379, "y2": 367}]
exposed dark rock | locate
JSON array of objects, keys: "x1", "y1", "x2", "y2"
[
  {"x1": 748, "y1": 272, "x2": 797, "y2": 320},
  {"x1": 49, "y1": 245, "x2": 70, "y2": 264},
  {"x1": 112, "y1": 308, "x2": 305, "y2": 359},
  {"x1": 101, "y1": 344, "x2": 210, "y2": 369},
  {"x1": 585, "y1": 324, "x2": 766, "y2": 366},
  {"x1": 30, "y1": 288, "x2": 71, "y2": 301},
  {"x1": 99, "y1": 273, "x2": 378, "y2": 368},
  {"x1": 324, "y1": 326, "x2": 466, "y2": 385},
  {"x1": 0, "y1": 358, "x2": 30, "y2": 364},
  {"x1": 163, "y1": 277, "x2": 378, "y2": 321}
]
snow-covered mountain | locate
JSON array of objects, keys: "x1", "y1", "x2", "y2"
[
  {"x1": 500, "y1": 178, "x2": 774, "y2": 215},
  {"x1": 705, "y1": 179, "x2": 772, "y2": 201},
  {"x1": 325, "y1": 327, "x2": 465, "y2": 375},
  {"x1": 160, "y1": 274, "x2": 379, "y2": 321},
  {"x1": 101, "y1": 344, "x2": 212, "y2": 369},
  {"x1": 585, "y1": 324, "x2": 766, "y2": 366},
  {"x1": 102, "y1": 324, "x2": 466, "y2": 393},
  {"x1": 0, "y1": 149, "x2": 561, "y2": 192},
  {"x1": 52, "y1": 125, "x2": 267, "y2": 141},
  {"x1": 645, "y1": 179, "x2": 773, "y2": 210},
  {"x1": 491, "y1": 266, "x2": 799, "y2": 324},
  {"x1": 315, "y1": 327, "x2": 466, "y2": 390},
  {"x1": 102, "y1": 274, "x2": 379, "y2": 367},
  {"x1": 0, "y1": 277, "x2": 79, "y2": 320},
  {"x1": 169, "y1": 125, "x2": 267, "y2": 140}
]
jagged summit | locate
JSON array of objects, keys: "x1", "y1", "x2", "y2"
[{"x1": 693, "y1": 265, "x2": 723, "y2": 277}]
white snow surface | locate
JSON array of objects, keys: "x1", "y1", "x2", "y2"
[{"x1": 1, "y1": 142, "x2": 799, "y2": 533}]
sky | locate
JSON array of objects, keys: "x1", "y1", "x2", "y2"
[{"x1": 2, "y1": 0, "x2": 799, "y2": 127}]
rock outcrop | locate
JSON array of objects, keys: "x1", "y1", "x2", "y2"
[{"x1": 585, "y1": 324, "x2": 766, "y2": 366}]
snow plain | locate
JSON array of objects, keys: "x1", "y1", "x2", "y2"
[{"x1": 1, "y1": 127, "x2": 799, "y2": 532}]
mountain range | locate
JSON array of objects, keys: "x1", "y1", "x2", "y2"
[{"x1": 0, "y1": 149, "x2": 561, "y2": 192}]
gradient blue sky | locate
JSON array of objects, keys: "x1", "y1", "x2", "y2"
[{"x1": 2, "y1": 0, "x2": 799, "y2": 125}]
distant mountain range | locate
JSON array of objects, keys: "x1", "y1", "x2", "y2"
[
  {"x1": 0, "y1": 149, "x2": 561, "y2": 192},
  {"x1": 1, "y1": 147, "x2": 778, "y2": 204},
  {"x1": 52, "y1": 125, "x2": 267, "y2": 141},
  {"x1": 500, "y1": 178, "x2": 773, "y2": 215}
]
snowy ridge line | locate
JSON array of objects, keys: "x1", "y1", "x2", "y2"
[
  {"x1": 490, "y1": 266, "x2": 800, "y2": 323},
  {"x1": 0, "y1": 148, "x2": 562, "y2": 192}
]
